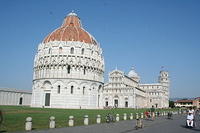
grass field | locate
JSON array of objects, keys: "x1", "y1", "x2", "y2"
[{"x1": 0, "y1": 105, "x2": 178, "y2": 132}]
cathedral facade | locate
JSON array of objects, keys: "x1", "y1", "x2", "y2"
[
  {"x1": 31, "y1": 12, "x2": 169, "y2": 109},
  {"x1": 103, "y1": 68, "x2": 169, "y2": 109}
]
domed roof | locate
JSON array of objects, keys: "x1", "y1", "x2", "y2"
[
  {"x1": 43, "y1": 12, "x2": 98, "y2": 45},
  {"x1": 128, "y1": 67, "x2": 139, "y2": 78}
]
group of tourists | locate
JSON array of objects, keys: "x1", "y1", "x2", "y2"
[{"x1": 144, "y1": 106, "x2": 156, "y2": 120}]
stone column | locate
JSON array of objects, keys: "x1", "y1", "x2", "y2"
[
  {"x1": 49, "y1": 116, "x2": 55, "y2": 128},
  {"x1": 96, "y1": 115, "x2": 101, "y2": 124},
  {"x1": 123, "y1": 113, "x2": 127, "y2": 120},
  {"x1": 25, "y1": 117, "x2": 32, "y2": 131},
  {"x1": 130, "y1": 113, "x2": 133, "y2": 120},
  {"x1": 141, "y1": 113, "x2": 144, "y2": 119},
  {"x1": 84, "y1": 115, "x2": 89, "y2": 125},
  {"x1": 136, "y1": 113, "x2": 139, "y2": 120},
  {"x1": 116, "y1": 114, "x2": 120, "y2": 122},
  {"x1": 68, "y1": 116, "x2": 74, "y2": 127}
]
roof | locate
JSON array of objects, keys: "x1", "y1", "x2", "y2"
[
  {"x1": 175, "y1": 99, "x2": 193, "y2": 103},
  {"x1": 139, "y1": 83, "x2": 161, "y2": 86},
  {"x1": 0, "y1": 88, "x2": 32, "y2": 94},
  {"x1": 43, "y1": 12, "x2": 98, "y2": 45}
]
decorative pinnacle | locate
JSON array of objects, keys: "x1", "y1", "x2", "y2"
[
  {"x1": 161, "y1": 66, "x2": 165, "y2": 71},
  {"x1": 115, "y1": 66, "x2": 118, "y2": 70},
  {"x1": 131, "y1": 66, "x2": 135, "y2": 70},
  {"x1": 67, "y1": 10, "x2": 77, "y2": 16}
]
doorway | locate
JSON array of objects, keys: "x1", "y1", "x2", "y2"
[
  {"x1": 155, "y1": 103, "x2": 158, "y2": 108},
  {"x1": 45, "y1": 93, "x2": 50, "y2": 106},
  {"x1": 125, "y1": 101, "x2": 128, "y2": 108},
  {"x1": 19, "y1": 97, "x2": 23, "y2": 105},
  {"x1": 114, "y1": 99, "x2": 118, "y2": 107}
]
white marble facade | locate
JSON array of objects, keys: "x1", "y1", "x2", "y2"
[
  {"x1": 31, "y1": 12, "x2": 170, "y2": 109},
  {"x1": 139, "y1": 70, "x2": 170, "y2": 108},
  {"x1": 31, "y1": 12, "x2": 104, "y2": 109},
  {"x1": 102, "y1": 69, "x2": 146, "y2": 108},
  {"x1": 102, "y1": 68, "x2": 169, "y2": 108},
  {"x1": 0, "y1": 88, "x2": 32, "y2": 106}
]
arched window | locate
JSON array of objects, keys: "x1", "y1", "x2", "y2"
[
  {"x1": 71, "y1": 86, "x2": 74, "y2": 94},
  {"x1": 70, "y1": 47, "x2": 74, "y2": 54},
  {"x1": 48, "y1": 48, "x2": 51, "y2": 54},
  {"x1": 81, "y1": 48, "x2": 84, "y2": 55},
  {"x1": 67, "y1": 65, "x2": 71, "y2": 74},
  {"x1": 98, "y1": 85, "x2": 101, "y2": 93},
  {"x1": 57, "y1": 85, "x2": 60, "y2": 94},
  {"x1": 83, "y1": 86, "x2": 85, "y2": 95},
  {"x1": 83, "y1": 66, "x2": 86, "y2": 75},
  {"x1": 59, "y1": 47, "x2": 62, "y2": 54}
]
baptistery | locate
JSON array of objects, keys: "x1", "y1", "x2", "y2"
[{"x1": 31, "y1": 12, "x2": 104, "y2": 109}]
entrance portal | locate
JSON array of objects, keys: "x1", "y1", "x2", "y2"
[
  {"x1": 19, "y1": 97, "x2": 23, "y2": 105},
  {"x1": 125, "y1": 101, "x2": 128, "y2": 108},
  {"x1": 114, "y1": 99, "x2": 118, "y2": 107},
  {"x1": 45, "y1": 93, "x2": 50, "y2": 106}
]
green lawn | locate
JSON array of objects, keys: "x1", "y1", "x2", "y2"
[{"x1": 0, "y1": 106, "x2": 178, "y2": 132}]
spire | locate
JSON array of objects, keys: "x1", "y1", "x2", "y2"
[
  {"x1": 161, "y1": 66, "x2": 165, "y2": 71},
  {"x1": 115, "y1": 66, "x2": 118, "y2": 70},
  {"x1": 131, "y1": 66, "x2": 135, "y2": 70}
]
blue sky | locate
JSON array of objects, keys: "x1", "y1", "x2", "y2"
[{"x1": 0, "y1": 0, "x2": 200, "y2": 98}]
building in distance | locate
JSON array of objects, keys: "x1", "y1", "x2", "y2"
[{"x1": 0, "y1": 88, "x2": 31, "y2": 106}]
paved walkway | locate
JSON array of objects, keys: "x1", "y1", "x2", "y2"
[{"x1": 21, "y1": 114, "x2": 200, "y2": 133}]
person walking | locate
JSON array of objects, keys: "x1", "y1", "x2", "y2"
[{"x1": 150, "y1": 106, "x2": 155, "y2": 120}]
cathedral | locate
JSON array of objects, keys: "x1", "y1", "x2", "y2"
[
  {"x1": 103, "y1": 68, "x2": 169, "y2": 109},
  {"x1": 31, "y1": 12, "x2": 169, "y2": 109}
]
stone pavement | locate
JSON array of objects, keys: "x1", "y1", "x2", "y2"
[{"x1": 20, "y1": 114, "x2": 200, "y2": 133}]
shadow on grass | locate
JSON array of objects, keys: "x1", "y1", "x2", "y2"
[{"x1": 0, "y1": 130, "x2": 6, "y2": 133}]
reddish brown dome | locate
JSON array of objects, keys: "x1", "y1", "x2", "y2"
[{"x1": 43, "y1": 12, "x2": 97, "y2": 45}]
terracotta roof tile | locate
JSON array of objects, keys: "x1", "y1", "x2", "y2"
[
  {"x1": 175, "y1": 99, "x2": 193, "y2": 103},
  {"x1": 43, "y1": 13, "x2": 97, "y2": 45}
]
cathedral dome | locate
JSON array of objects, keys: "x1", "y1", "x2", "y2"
[
  {"x1": 43, "y1": 12, "x2": 97, "y2": 45},
  {"x1": 128, "y1": 67, "x2": 139, "y2": 78},
  {"x1": 32, "y1": 12, "x2": 104, "y2": 109}
]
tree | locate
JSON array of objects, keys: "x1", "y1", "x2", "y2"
[{"x1": 169, "y1": 100, "x2": 175, "y2": 108}]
